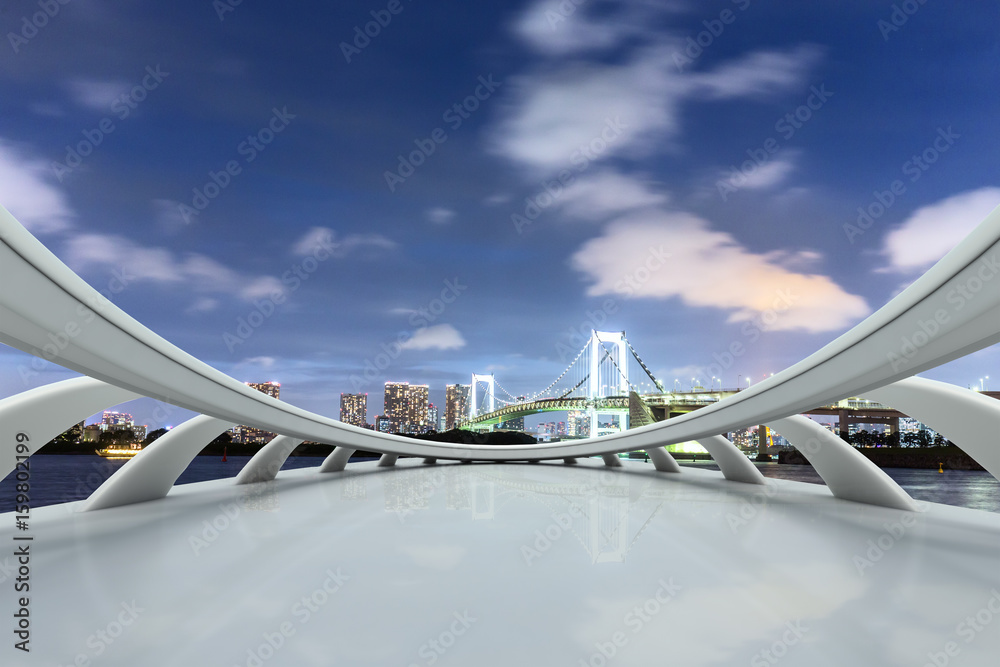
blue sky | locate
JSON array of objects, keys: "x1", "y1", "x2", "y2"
[{"x1": 1, "y1": 0, "x2": 998, "y2": 428}]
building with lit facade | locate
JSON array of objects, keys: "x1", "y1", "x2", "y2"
[
  {"x1": 445, "y1": 384, "x2": 470, "y2": 429},
  {"x1": 427, "y1": 403, "x2": 439, "y2": 432},
  {"x1": 232, "y1": 381, "x2": 281, "y2": 444},
  {"x1": 340, "y1": 393, "x2": 368, "y2": 428}
]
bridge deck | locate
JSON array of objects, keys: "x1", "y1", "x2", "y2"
[{"x1": 6, "y1": 459, "x2": 1000, "y2": 666}]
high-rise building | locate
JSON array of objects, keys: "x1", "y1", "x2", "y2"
[
  {"x1": 375, "y1": 415, "x2": 391, "y2": 433},
  {"x1": 567, "y1": 410, "x2": 590, "y2": 438},
  {"x1": 445, "y1": 384, "x2": 470, "y2": 430},
  {"x1": 408, "y1": 385, "x2": 430, "y2": 433},
  {"x1": 340, "y1": 393, "x2": 368, "y2": 428},
  {"x1": 384, "y1": 382, "x2": 410, "y2": 432},
  {"x1": 427, "y1": 403, "x2": 439, "y2": 432},
  {"x1": 100, "y1": 411, "x2": 134, "y2": 432},
  {"x1": 233, "y1": 382, "x2": 281, "y2": 444}
]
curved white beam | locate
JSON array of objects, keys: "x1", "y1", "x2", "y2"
[
  {"x1": 319, "y1": 446, "x2": 354, "y2": 473},
  {"x1": 2, "y1": 204, "x2": 1000, "y2": 463},
  {"x1": 862, "y1": 377, "x2": 1000, "y2": 481},
  {"x1": 234, "y1": 435, "x2": 304, "y2": 484},
  {"x1": 601, "y1": 453, "x2": 623, "y2": 468},
  {"x1": 1, "y1": 376, "x2": 140, "y2": 478},
  {"x1": 695, "y1": 435, "x2": 766, "y2": 484},
  {"x1": 646, "y1": 447, "x2": 681, "y2": 473},
  {"x1": 766, "y1": 415, "x2": 918, "y2": 511},
  {"x1": 82, "y1": 415, "x2": 235, "y2": 511}
]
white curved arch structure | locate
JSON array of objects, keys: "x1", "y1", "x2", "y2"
[
  {"x1": 319, "y1": 446, "x2": 356, "y2": 472},
  {"x1": 3, "y1": 202, "x2": 1000, "y2": 506},
  {"x1": 766, "y1": 415, "x2": 919, "y2": 511},
  {"x1": 234, "y1": 435, "x2": 305, "y2": 484},
  {"x1": 695, "y1": 435, "x2": 766, "y2": 484},
  {"x1": 0, "y1": 376, "x2": 140, "y2": 478},
  {"x1": 863, "y1": 377, "x2": 1000, "y2": 479},
  {"x1": 82, "y1": 415, "x2": 234, "y2": 511},
  {"x1": 646, "y1": 446, "x2": 681, "y2": 472}
]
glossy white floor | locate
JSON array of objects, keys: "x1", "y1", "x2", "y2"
[{"x1": 7, "y1": 459, "x2": 1000, "y2": 666}]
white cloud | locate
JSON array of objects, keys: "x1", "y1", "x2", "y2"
[
  {"x1": 186, "y1": 297, "x2": 219, "y2": 314},
  {"x1": 292, "y1": 227, "x2": 337, "y2": 255},
  {"x1": 882, "y1": 187, "x2": 1000, "y2": 272},
  {"x1": 512, "y1": 0, "x2": 683, "y2": 56},
  {"x1": 570, "y1": 212, "x2": 869, "y2": 333},
  {"x1": 0, "y1": 140, "x2": 73, "y2": 234},
  {"x1": 484, "y1": 193, "x2": 511, "y2": 206},
  {"x1": 722, "y1": 155, "x2": 797, "y2": 191},
  {"x1": 691, "y1": 46, "x2": 822, "y2": 100},
  {"x1": 65, "y1": 78, "x2": 127, "y2": 111},
  {"x1": 63, "y1": 233, "x2": 288, "y2": 303},
  {"x1": 556, "y1": 170, "x2": 669, "y2": 221},
  {"x1": 399, "y1": 324, "x2": 466, "y2": 351},
  {"x1": 490, "y1": 45, "x2": 818, "y2": 172},
  {"x1": 291, "y1": 226, "x2": 397, "y2": 257},
  {"x1": 239, "y1": 356, "x2": 277, "y2": 369},
  {"x1": 426, "y1": 207, "x2": 455, "y2": 224},
  {"x1": 152, "y1": 199, "x2": 192, "y2": 234}
]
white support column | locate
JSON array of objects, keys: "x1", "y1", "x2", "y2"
[
  {"x1": 601, "y1": 453, "x2": 623, "y2": 467},
  {"x1": 863, "y1": 377, "x2": 1000, "y2": 482},
  {"x1": 82, "y1": 415, "x2": 235, "y2": 511},
  {"x1": 0, "y1": 376, "x2": 140, "y2": 479},
  {"x1": 378, "y1": 453, "x2": 398, "y2": 467},
  {"x1": 319, "y1": 446, "x2": 355, "y2": 472},
  {"x1": 647, "y1": 446, "x2": 682, "y2": 473},
  {"x1": 695, "y1": 435, "x2": 766, "y2": 484},
  {"x1": 766, "y1": 415, "x2": 918, "y2": 511},
  {"x1": 235, "y1": 435, "x2": 304, "y2": 484}
]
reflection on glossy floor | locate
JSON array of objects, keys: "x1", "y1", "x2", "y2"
[{"x1": 6, "y1": 459, "x2": 1000, "y2": 666}]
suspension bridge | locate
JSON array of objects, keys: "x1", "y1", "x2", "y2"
[{"x1": 460, "y1": 330, "x2": 665, "y2": 433}]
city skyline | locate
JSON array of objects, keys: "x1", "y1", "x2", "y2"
[{"x1": 0, "y1": 2, "x2": 997, "y2": 430}]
